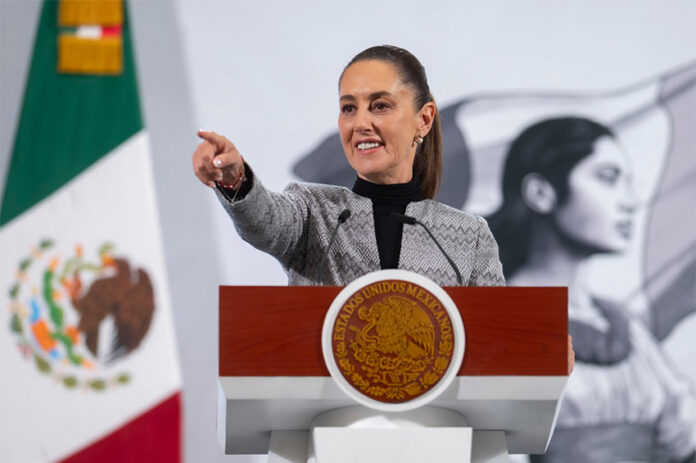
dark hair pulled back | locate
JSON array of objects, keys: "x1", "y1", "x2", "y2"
[
  {"x1": 341, "y1": 45, "x2": 442, "y2": 199},
  {"x1": 487, "y1": 117, "x2": 615, "y2": 278}
]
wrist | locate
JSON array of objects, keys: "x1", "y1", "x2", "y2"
[{"x1": 217, "y1": 156, "x2": 246, "y2": 190}]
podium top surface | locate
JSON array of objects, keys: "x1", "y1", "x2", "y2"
[{"x1": 219, "y1": 286, "x2": 568, "y2": 377}]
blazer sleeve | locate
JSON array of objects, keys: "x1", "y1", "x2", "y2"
[
  {"x1": 215, "y1": 166, "x2": 309, "y2": 267},
  {"x1": 467, "y1": 217, "x2": 506, "y2": 287}
]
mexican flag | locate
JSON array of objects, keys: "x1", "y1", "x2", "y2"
[{"x1": 0, "y1": 1, "x2": 182, "y2": 462}]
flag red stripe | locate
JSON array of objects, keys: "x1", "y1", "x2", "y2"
[
  {"x1": 101, "y1": 25, "x2": 122, "y2": 37},
  {"x1": 57, "y1": 391, "x2": 182, "y2": 463}
]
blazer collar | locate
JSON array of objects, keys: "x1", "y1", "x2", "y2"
[{"x1": 348, "y1": 190, "x2": 381, "y2": 272}]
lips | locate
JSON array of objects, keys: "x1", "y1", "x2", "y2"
[
  {"x1": 357, "y1": 142, "x2": 381, "y2": 150},
  {"x1": 615, "y1": 220, "x2": 633, "y2": 238},
  {"x1": 353, "y1": 138, "x2": 384, "y2": 151},
  {"x1": 354, "y1": 139, "x2": 383, "y2": 152}
]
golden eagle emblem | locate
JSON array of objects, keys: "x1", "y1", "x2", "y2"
[
  {"x1": 6, "y1": 240, "x2": 154, "y2": 391},
  {"x1": 332, "y1": 280, "x2": 454, "y2": 403}
]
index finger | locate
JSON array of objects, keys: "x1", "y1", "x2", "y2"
[{"x1": 197, "y1": 130, "x2": 234, "y2": 152}]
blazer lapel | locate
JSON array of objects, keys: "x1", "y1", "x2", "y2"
[
  {"x1": 398, "y1": 201, "x2": 432, "y2": 271},
  {"x1": 346, "y1": 193, "x2": 381, "y2": 272}
]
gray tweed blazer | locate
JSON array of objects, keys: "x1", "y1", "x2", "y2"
[{"x1": 216, "y1": 173, "x2": 505, "y2": 287}]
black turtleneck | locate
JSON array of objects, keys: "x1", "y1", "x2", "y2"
[{"x1": 352, "y1": 176, "x2": 424, "y2": 269}]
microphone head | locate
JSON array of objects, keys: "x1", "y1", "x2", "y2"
[
  {"x1": 389, "y1": 212, "x2": 417, "y2": 225},
  {"x1": 338, "y1": 209, "x2": 351, "y2": 223}
]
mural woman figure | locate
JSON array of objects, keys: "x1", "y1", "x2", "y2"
[{"x1": 488, "y1": 117, "x2": 696, "y2": 462}]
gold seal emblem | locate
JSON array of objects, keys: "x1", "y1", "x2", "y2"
[{"x1": 331, "y1": 279, "x2": 455, "y2": 403}]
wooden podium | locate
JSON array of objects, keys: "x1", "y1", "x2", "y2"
[{"x1": 218, "y1": 285, "x2": 568, "y2": 462}]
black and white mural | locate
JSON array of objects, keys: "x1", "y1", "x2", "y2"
[{"x1": 294, "y1": 62, "x2": 696, "y2": 462}]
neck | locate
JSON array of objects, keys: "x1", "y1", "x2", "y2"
[
  {"x1": 358, "y1": 171, "x2": 413, "y2": 185},
  {"x1": 352, "y1": 174, "x2": 423, "y2": 204},
  {"x1": 511, "y1": 218, "x2": 592, "y2": 288}
]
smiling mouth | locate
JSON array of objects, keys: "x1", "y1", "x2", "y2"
[{"x1": 356, "y1": 142, "x2": 383, "y2": 152}]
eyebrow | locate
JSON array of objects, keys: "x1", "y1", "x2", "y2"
[
  {"x1": 596, "y1": 164, "x2": 620, "y2": 171},
  {"x1": 340, "y1": 91, "x2": 393, "y2": 101}
]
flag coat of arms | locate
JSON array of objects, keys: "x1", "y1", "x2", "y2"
[{"x1": 0, "y1": 1, "x2": 182, "y2": 461}]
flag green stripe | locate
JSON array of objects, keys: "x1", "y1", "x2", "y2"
[{"x1": 0, "y1": 0, "x2": 142, "y2": 226}]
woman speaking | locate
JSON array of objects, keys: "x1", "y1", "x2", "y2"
[{"x1": 192, "y1": 45, "x2": 504, "y2": 287}]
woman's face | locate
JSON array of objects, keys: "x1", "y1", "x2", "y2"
[
  {"x1": 338, "y1": 60, "x2": 430, "y2": 184},
  {"x1": 553, "y1": 136, "x2": 636, "y2": 253}
]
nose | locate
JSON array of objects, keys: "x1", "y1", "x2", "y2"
[
  {"x1": 353, "y1": 107, "x2": 372, "y2": 134},
  {"x1": 619, "y1": 181, "x2": 638, "y2": 214}
]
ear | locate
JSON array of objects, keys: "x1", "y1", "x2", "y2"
[
  {"x1": 521, "y1": 173, "x2": 557, "y2": 214},
  {"x1": 417, "y1": 101, "x2": 436, "y2": 137}
]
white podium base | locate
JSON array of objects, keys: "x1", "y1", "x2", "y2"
[
  {"x1": 267, "y1": 429, "x2": 510, "y2": 463},
  {"x1": 312, "y1": 427, "x2": 472, "y2": 463},
  {"x1": 266, "y1": 406, "x2": 511, "y2": 463}
]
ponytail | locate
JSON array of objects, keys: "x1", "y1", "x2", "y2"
[{"x1": 414, "y1": 97, "x2": 442, "y2": 199}]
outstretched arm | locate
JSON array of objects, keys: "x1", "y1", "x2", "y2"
[{"x1": 192, "y1": 130, "x2": 309, "y2": 266}]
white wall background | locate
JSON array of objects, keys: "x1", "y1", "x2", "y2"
[{"x1": 2, "y1": 1, "x2": 695, "y2": 462}]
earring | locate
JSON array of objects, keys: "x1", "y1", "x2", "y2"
[{"x1": 414, "y1": 135, "x2": 424, "y2": 144}]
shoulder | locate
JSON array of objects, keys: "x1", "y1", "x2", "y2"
[
  {"x1": 285, "y1": 182, "x2": 353, "y2": 196},
  {"x1": 284, "y1": 181, "x2": 353, "y2": 201},
  {"x1": 413, "y1": 199, "x2": 485, "y2": 232},
  {"x1": 283, "y1": 182, "x2": 371, "y2": 218}
]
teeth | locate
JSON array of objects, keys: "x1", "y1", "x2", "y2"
[{"x1": 357, "y1": 142, "x2": 380, "y2": 150}]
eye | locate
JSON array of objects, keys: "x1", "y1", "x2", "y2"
[
  {"x1": 371, "y1": 101, "x2": 391, "y2": 111},
  {"x1": 341, "y1": 104, "x2": 356, "y2": 114},
  {"x1": 595, "y1": 166, "x2": 620, "y2": 185}
]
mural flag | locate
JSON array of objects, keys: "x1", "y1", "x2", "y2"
[{"x1": 0, "y1": 1, "x2": 182, "y2": 462}]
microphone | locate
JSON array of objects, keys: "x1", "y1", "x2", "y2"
[
  {"x1": 314, "y1": 209, "x2": 351, "y2": 284},
  {"x1": 390, "y1": 212, "x2": 463, "y2": 285}
]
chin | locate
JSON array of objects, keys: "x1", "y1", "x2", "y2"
[
  {"x1": 599, "y1": 239, "x2": 630, "y2": 254},
  {"x1": 561, "y1": 233, "x2": 629, "y2": 256},
  {"x1": 593, "y1": 229, "x2": 632, "y2": 254},
  {"x1": 351, "y1": 161, "x2": 388, "y2": 179},
  {"x1": 591, "y1": 238, "x2": 630, "y2": 255}
]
